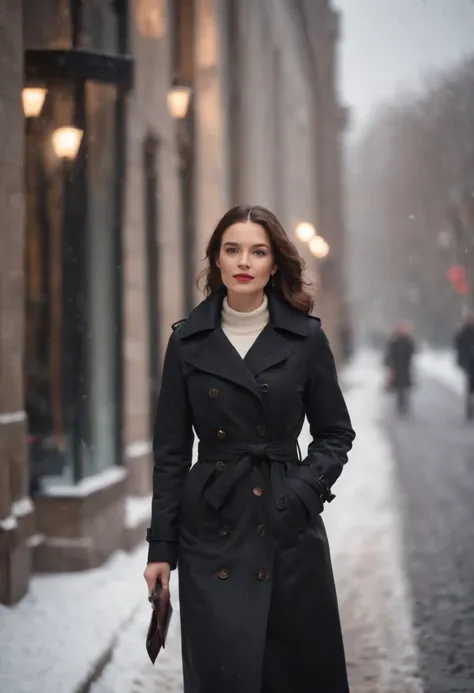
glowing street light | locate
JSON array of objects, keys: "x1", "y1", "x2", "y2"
[
  {"x1": 52, "y1": 126, "x2": 83, "y2": 160},
  {"x1": 167, "y1": 84, "x2": 192, "y2": 119},
  {"x1": 309, "y1": 235, "x2": 330, "y2": 259},
  {"x1": 22, "y1": 87, "x2": 47, "y2": 118},
  {"x1": 296, "y1": 222, "x2": 316, "y2": 243}
]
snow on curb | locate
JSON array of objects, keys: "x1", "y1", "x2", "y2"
[{"x1": 0, "y1": 545, "x2": 148, "y2": 693}]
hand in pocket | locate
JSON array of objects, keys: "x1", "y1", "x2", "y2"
[{"x1": 287, "y1": 476, "x2": 323, "y2": 527}]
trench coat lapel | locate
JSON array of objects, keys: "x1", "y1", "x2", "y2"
[
  {"x1": 244, "y1": 286, "x2": 310, "y2": 376},
  {"x1": 184, "y1": 327, "x2": 263, "y2": 400},
  {"x1": 177, "y1": 285, "x2": 310, "y2": 399},
  {"x1": 244, "y1": 324, "x2": 294, "y2": 378}
]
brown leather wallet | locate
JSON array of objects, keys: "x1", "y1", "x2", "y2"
[{"x1": 146, "y1": 579, "x2": 173, "y2": 664}]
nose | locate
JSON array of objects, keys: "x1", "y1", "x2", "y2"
[{"x1": 238, "y1": 254, "x2": 250, "y2": 269}]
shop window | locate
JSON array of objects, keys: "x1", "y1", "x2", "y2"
[
  {"x1": 23, "y1": 0, "x2": 130, "y2": 490},
  {"x1": 82, "y1": 0, "x2": 120, "y2": 53},
  {"x1": 23, "y1": 0, "x2": 125, "y2": 53},
  {"x1": 84, "y1": 81, "x2": 120, "y2": 477},
  {"x1": 24, "y1": 80, "x2": 124, "y2": 491}
]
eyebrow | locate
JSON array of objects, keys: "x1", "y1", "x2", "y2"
[{"x1": 223, "y1": 242, "x2": 269, "y2": 248}]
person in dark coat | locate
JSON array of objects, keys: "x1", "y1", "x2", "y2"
[
  {"x1": 144, "y1": 205, "x2": 356, "y2": 693},
  {"x1": 454, "y1": 312, "x2": 474, "y2": 420},
  {"x1": 383, "y1": 322, "x2": 416, "y2": 414}
]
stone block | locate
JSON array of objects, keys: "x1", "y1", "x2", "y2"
[
  {"x1": 0, "y1": 542, "x2": 32, "y2": 605},
  {"x1": 33, "y1": 471, "x2": 127, "y2": 572}
]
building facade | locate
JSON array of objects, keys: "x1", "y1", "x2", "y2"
[{"x1": 0, "y1": 0, "x2": 347, "y2": 604}]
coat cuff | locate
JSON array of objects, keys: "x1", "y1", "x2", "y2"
[
  {"x1": 294, "y1": 463, "x2": 336, "y2": 504},
  {"x1": 146, "y1": 540, "x2": 178, "y2": 569}
]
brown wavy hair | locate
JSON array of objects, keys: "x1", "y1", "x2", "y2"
[{"x1": 198, "y1": 205, "x2": 314, "y2": 314}]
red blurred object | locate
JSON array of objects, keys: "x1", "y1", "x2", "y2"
[{"x1": 448, "y1": 264, "x2": 469, "y2": 294}]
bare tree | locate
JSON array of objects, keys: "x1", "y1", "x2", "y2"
[{"x1": 347, "y1": 55, "x2": 474, "y2": 345}]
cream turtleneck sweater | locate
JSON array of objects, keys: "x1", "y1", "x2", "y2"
[{"x1": 221, "y1": 294, "x2": 269, "y2": 358}]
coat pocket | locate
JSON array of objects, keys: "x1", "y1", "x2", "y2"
[{"x1": 286, "y1": 475, "x2": 324, "y2": 526}]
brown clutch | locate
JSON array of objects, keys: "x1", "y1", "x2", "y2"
[{"x1": 146, "y1": 579, "x2": 173, "y2": 664}]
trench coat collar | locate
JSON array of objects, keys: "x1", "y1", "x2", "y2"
[
  {"x1": 177, "y1": 286, "x2": 311, "y2": 400},
  {"x1": 177, "y1": 284, "x2": 310, "y2": 340}
]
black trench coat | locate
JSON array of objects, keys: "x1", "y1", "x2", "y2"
[
  {"x1": 147, "y1": 286, "x2": 355, "y2": 693},
  {"x1": 383, "y1": 334, "x2": 416, "y2": 388}
]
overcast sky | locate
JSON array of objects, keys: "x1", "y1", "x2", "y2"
[{"x1": 332, "y1": 0, "x2": 474, "y2": 138}]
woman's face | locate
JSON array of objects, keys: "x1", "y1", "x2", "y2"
[{"x1": 217, "y1": 221, "x2": 276, "y2": 298}]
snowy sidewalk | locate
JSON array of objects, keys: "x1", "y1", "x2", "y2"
[
  {"x1": 416, "y1": 348, "x2": 464, "y2": 397},
  {"x1": 1, "y1": 351, "x2": 423, "y2": 693},
  {"x1": 0, "y1": 545, "x2": 149, "y2": 693},
  {"x1": 326, "y1": 352, "x2": 422, "y2": 693}
]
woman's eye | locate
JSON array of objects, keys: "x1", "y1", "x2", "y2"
[
  {"x1": 225, "y1": 247, "x2": 237, "y2": 254},
  {"x1": 254, "y1": 250, "x2": 266, "y2": 257}
]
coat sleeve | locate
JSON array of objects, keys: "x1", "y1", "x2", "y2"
[
  {"x1": 297, "y1": 324, "x2": 355, "y2": 503},
  {"x1": 146, "y1": 331, "x2": 194, "y2": 568}
]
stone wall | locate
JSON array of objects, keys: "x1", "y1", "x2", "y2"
[{"x1": 0, "y1": 0, "x2": 34, "y2": 604}]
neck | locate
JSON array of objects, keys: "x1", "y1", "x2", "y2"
[{"x1": 226, "y1": 289, "x2": 265, "y2": 313}]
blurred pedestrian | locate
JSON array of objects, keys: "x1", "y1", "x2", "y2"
[
  {"x1": 383, "y1": 321, "x2": 416, "y2": 415},
  {"x1": 454, "y1": 312, "x2": 474, "y2": 420},
  {"x1": 143, "y1": 205, "x2": 355, "y2": 693}
]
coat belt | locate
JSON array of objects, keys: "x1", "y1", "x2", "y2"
[{"x1": 196, "y1": 440, "x2": 300, "y2": 511}]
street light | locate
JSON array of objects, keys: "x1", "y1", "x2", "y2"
[
  {"x1": 52, "y1": 126, "x2": 83, "y2": 160},
  {"x1": 309, "y1": 235, "x2": 330, "y2": 259},
  {"x1": 167, "y1": 83, "x2": 192, "y2": 120},
  {"x1": 22, "y1": 87, "x2": 47, "y2": 118},
  {"x1": 296, "y1": 222, "x2": 316, "y2": 243}
]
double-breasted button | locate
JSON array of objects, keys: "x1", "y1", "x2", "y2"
[
  {"x1": 256, "y1": 524, "x2": 266, "y2": 537},
  {"x1": 253, "y1": 486, "x2": 263, "y2": 497},
  {"x1": 256, "y1": 425, "x2": 266, "y2": 437},
  {"x1": 208, "y1": 388, "x2": 220, "y2": 399},
  {"x1": 216, "y1": 428, "x2": 227, "y2": 439},
  {"x1": 215, "y1": 460, "x2": 226, "y2": 471},
  {"x1": 260, "y1": 383, "x2": 269, "y2": 393},
  {"x1": 258, "y1": 569, "x2": 270, "y2": 582},
  {"x1": 219, "y1": 524, "x2": 230, "y2": 537},
  {"x1": 218, "y1": 568, "x2": 229, "y2": 580}
]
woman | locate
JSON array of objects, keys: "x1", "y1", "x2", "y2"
[{"x1": 144, "y1": 205, "x2": 355, "y2": 693}]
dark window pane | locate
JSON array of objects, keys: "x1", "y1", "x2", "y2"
[
  {"x1": 84, "y1": 80, "x2": 119, "y2": 476},
  {"x1": 24, "y1": 83, "x2": 78, "y2": 492},
  {"x1": 82, "y1": 0, "x2": 119, "y2": 53}
]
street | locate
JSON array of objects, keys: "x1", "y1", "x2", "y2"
[{"x1": 384, "y1": 373, "x2": 474, "y2": 693}]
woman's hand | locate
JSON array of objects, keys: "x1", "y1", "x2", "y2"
[{"x1": 144, "y1": 561, "x2": 171, "y2": 594}]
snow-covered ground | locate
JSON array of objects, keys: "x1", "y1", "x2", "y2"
[
  {"x1": 0, "y1": 546, "x2": 148, "y2": 693},
  {"x1": 1, "y1": 351, "x2": 426, "y2": 693},
  {"x1": 417, "y1": 348, "x2": 464, "y2": 397},
  {"x1": 326, "y1": 353, "x2": 422, "y2": 693}
]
